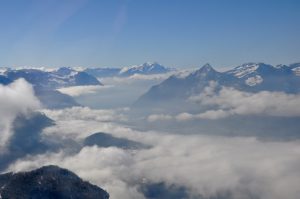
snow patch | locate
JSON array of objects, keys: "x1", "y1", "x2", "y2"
[
  {"x1": 245, "y1": 75, "x2": 263, "y2": 86},
  {"x1": 230, "y1": 64, "x2": 259, "y2": 78}
]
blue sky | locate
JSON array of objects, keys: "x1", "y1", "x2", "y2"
[{"x1": 0, "y1": 0, "x2": 299, "y2": 68}]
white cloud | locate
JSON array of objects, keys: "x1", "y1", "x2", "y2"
[
  {"x1": 175, "y1": 112, "x2": 194, "y2": 121},
  {"x1": 57, "y1": 85, "x2": 112, "y2": 97},
  {"x1": 4, "y1": 107, "x2": 300, "y2": 199},
  {"x1": 165, "y1": 81, "x2": 300, "y2": 120},
  {"x1": 175, "y1": 110, "x2": 230, "y2": 121},
  {"x1": 40, "y1": 107, "x2": 130, "y2": 141},
  {"x1": 7, "y1": 130, "x2": 300, "y2": 199},
  {"x1": 42, "y1": 106, "x2": 127, "y2": 122},
  {"x1": 100, "y1": 72, "x2": 174, "y2": 86},
  {"x1": 0, "y1": 79, "x2": 40, "y2": 150},
  {"x1": 147, "y1": 114, "x2": 173, "y2": 122}
]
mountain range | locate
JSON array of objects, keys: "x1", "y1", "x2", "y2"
[
  {"x1": 1, "y1": 62, "x2": 299, "y2": 110},
  {"x1": 1, "y1": 67, "x2": 102, "y2": 89},
  {"x1": 135, "y1": 62, "x2": 300, "y2": 107},
  {"x1": 0, "y1": 67, "x2": 101, "y2": 109},
  {"x1": 84, "y1": 62, "x2": 172, "y2": 78}
]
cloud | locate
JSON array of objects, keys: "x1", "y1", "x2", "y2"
[
  {"x1": 42, "y1": 106, "x2": 127, "y2": 122},
  {"x1": 5, "y1": 107, "x2": 300, "y2": 199},
  {"x1": 41, "y1": 107, "x2": 129, "y2": 141},
  {"x1": 57, "y1": 85, "x2": 112, "y2": 96},
  {"x1": 7, "y1": 131, "x2": 300, "y2": 199},
  {"x1": 189, "y1": 82, "x2": 300, "y2": 119},
  {"x1": 101, "y1": 72, "x2": 175, "y2": 85},
  {"x1": 175, "y1": 110, "x2": 230, "y2": 121},
  {"x1": 0, "y1": 79, "x2": 40, "y2": 150},
  {"x1": 147, "y1": 114, "x2": 173, "y2": 122}
]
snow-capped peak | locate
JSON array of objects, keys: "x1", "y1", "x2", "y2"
[{"x1": 119, "y1": 62, "x2": 170, "y2": 76}]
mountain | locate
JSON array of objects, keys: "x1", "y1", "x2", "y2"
[
  {"x1": 119, "y1": 62, "x2": 171, "y2": 76},
  {"x1": 225, "y1": 63, "x2": 300, "y2": 92},
  {"x1": 0, "y1": 112, "x2": 54, "y2": 171},
  {"x1": 84, "y1": 68, "x2": 121, "y2": 78},
  {"x1": 135, "y1": 64, "x2": 222, "y2": 106},
  {"x1": 135, "y1": 62, "x2": 300, "y2": 107},
  {"x1": 0, "y1": 67, "x2": 102, "y2": 109},
  {"x1": 287, "y1": 62, "x2": 300, "y2": 76},
  {"x1": 0, "y1": 75, "x2": 12, "y2": 85},
  {"x1": 3, "y1": 67, "x2": 102, "y2": 89},
  {"x1": 83, "y1": 132, "x2": 147, "y2": 150},
  {"x1": 84, "y1": 62, "x2": 171, "y2": 78},
  {"x1": 0, "y1": 165, "x2": 109, "y2": 199},
  {"x1": 34, "y1": 88, "x2": 80, "y2": 109}
]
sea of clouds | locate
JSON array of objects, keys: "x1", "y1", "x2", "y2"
[{"x1": 1, "y1": 79, "x2": 300, "y2": 199}]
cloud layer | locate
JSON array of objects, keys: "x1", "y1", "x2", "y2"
[
  {"x1": 6, "y1": 107, "x2": 300, "y2": 199},
  {"x1": 148, "y1": 82, "x2": 300, "y2": 122},
  {"x1": 189, "y1": 82, "x2": 300, "y2": 119}
]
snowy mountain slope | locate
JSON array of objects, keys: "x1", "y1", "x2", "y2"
[
  {"x1": 0, "y1": 67, "x2": 99, "y2": 109},
  {"x1": 2, "y1": 67, "x2": 102, "y2": 89},
  {"x1": 119, "y1": 62, "x2": 171, "y2": 76},
  {"x1": 84, "y1": 62, "x2": 172, "y2": 78}
]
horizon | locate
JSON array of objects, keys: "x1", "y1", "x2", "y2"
[
  {"x1": 0, "y1": 0, "x2": 299, "y2": 68},
  {"x1": 1, "y1": 60, "x2": 299, "y2": 72}
]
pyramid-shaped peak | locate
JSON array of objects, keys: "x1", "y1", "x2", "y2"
[
  {"x1": 198, "y1": 63, "x2": 216, "y2": 73},
  {"x1": 189, "y1": 63, "x2": 218, "y2": 79}
]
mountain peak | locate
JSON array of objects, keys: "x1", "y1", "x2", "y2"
[
  {"x1": 187, "y1": 63, "x2": 218, "y2": 80},
  {"x1": 199, "y1": 63, "x2": 214, "y2": 71},
  {"x1": 193, "y1": 63, "x2": 217, "y2": 76},
  {"x1": 142, "y1": 61, "x2": 159, "y2": 66},
  {"x1": 119, "y1": 62, "x2": 170, "y2": 76}
]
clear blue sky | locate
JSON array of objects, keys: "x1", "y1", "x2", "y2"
[{"x1": 0, "y1": 0, "x2": 299, "y2": 68}]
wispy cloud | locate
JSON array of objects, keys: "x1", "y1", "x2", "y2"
[
  {"x1": 57, "y1": 85, "x2": 112, "y2": 97},
  {"x1": 0, "y1": 79, "x2": 40, "y2": 150}
]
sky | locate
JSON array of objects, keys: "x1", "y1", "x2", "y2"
[{"x1": 0, "y1": 0, "x2": 299, "y2": 69}]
